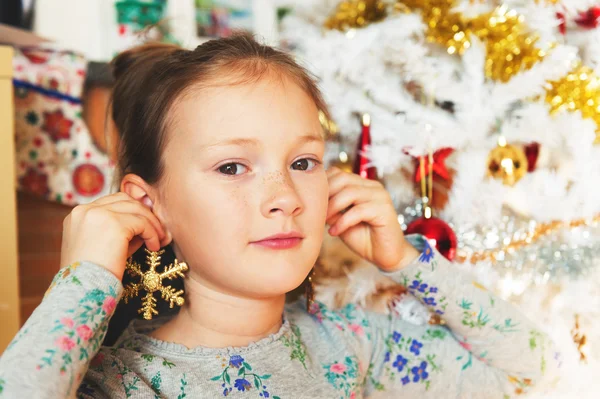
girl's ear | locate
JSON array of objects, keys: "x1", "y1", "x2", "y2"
[
  {"x1": 120, "y1": 173, "x2": 154, "y2": 208},
  {"x1": 120, "y1": 174, "x2": 173, "y2": 245}
]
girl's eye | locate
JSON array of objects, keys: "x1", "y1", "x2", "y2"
[
  {"x1": 218, "y1": 163, "x2": 248, "y2": 176},
  {"x1": 291, "y1": 158, "x2": 319, "y2": 171}
]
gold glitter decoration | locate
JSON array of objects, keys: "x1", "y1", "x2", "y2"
[
  {"x1": 545, "y1": 65, "x2": 600, "y2": 144},
  {"x1": 572, "y1": 314, "x2": 588, "y2": 362},
  {"x1": 123, "y1": 249, "x2": 188, "y2": 320},
  {"x1": 457, "y1": 213, "x2": 600, "y2": 265},
  {"x1": 397, "y1": 1, "x2": 546, "y2": 82},
  {"x1": 331, "y1": 151, "x2": 354, "y2": 173},
  {"x1": 319, "y1": 110, "x2": 339, "y2": 138},
  {"x1": 324, "y1": 0, "x2": 387, "y2": 31},
  {"x1": 486, "y1": 138, "x2": 528, "y2": 186}
]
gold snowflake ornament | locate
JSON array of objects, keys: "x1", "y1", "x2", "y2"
[{"x1": 122, "y1": 249, "x2": 188, "y2": 320}]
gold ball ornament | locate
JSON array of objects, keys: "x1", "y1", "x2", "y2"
[{"x1": 487, "y1": 140, "x2": 528, "y2": 186}]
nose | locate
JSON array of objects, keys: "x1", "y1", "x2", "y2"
[{"x1": 261, "y1": 171, "x2": 303, "y2": 218}]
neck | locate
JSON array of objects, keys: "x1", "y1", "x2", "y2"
[{"x1": 149, "y1": 274, "x2": 286, "y2": 349}]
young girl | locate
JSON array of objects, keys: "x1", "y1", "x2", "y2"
[{"x1": 0, "y1": 34, "x2": 558, "y2": 398}]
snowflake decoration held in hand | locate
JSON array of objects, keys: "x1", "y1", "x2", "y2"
[{"x1": 122, "y1": 249, "x2": 188, "y2": 320}]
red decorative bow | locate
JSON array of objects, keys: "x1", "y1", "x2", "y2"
[
  {"x1": 412, "y1": 147, "x2": 454, "y2": 183},
  {"x1": 576, "y1": 6, "x2": 600, "y2": 29}
]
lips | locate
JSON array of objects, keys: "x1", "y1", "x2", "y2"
[{"x1": 251, "y1": 232, "x2": 304, "y2": 249}]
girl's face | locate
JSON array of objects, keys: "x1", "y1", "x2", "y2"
[{"x1": 155, "y1": 74, "x2": 328, "y2": 298}]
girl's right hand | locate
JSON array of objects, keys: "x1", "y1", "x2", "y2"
[{"x1": 60, "y1": 192, "x2": 169, "y2": 280}]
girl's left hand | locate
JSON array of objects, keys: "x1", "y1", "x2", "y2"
[{"x1": 326, "y1": 167, "x2": 419, "y2": 272}]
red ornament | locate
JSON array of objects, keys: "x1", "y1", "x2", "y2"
[
  {"x1": 42, "y1": 109, "x2": 73, "y2": 142},
  {"x1": 405, "y1": 217, "x2": 457, "y2": 260},
  {"x1": 524, "y1": 142, "x2": 540, "y2": 172},
  {"x1": 413, "y1": 147, "x2": 454, "y2": 183},
  {"x1": 353, "y1": 113, "x2": 377, "y2": 180},
  {"x1": 73, "y1": 164, "x2": 105, "y2": 197},
  {"x1": 556, "y1": 12, "x2": 567, "y2": 34},
  {"x1": 576, "y1": 6, "x2": 600, "y2": 29}
]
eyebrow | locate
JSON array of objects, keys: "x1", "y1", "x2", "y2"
[{"x1": 202, "y1": 134, "x2": 324, "y2": 150}]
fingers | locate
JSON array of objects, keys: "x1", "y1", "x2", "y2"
[
  {"x1": 327, "y1": 166, "x2": 379, "y2": 198},
  {"x1": 89, "y1": 192, "x2": 132, "y2": 206},
  {"x1": 326, "y1": 184, "x2": 373, "y2": 221},
  {"x1": 90, "y1": 192, "x2": 171, "y2": 248},
  {"x1": 121, "y1": 213, "x2": 163, "y2": 252},
  {"x1": 329, "y1": 203, "x2": 384, "y2": 236},
  {"x1": 105, "y1": 200, "x2": 166, "y2": 242}
]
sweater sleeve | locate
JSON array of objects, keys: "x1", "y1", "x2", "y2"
[
  {"x1": 0, "y1": 262, "x2": 123, "y2": 399},
  {"x1": 362, "y1": 235, "x2": 560, "y2": 398}
]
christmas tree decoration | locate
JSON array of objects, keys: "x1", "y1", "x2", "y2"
[
  {"x1": 284, "y1": 0, "x2": 600, "y2": 391},
  {"x1": 575, "y1": 6, "x2": 600, "y2": 29},
  {"x1": 572, "y1": 314, "x2": 588, "y2": 362},
  {"x1": 524, "y1": 142, "x2": 540, "y2": 172},
  {"x1": 405, "y1": 216, "x2": 457, "y2": 260},
  {"x1": 331, "y1": 151, "x2": 354, "y2": 173},
  {"x1": 122, "y1": 249, "x2": 188, "y2": 321},
  {"x1": 318, "y1": 109, "x2": 339, "y2": 138},
  {"x1": 487, "y1": 137, "x2": 528, "y2": 186},
  {"x1": 399, "y1": 2, "x2": 546, "y2": 82},
  {"x1": 353, "y1": 113, "x2": 377, "y2": 180},
  {"x1": 324, "y1": 0, "x2": 387, "y2": 31},
  {"x1": 406, "y1": 149, "x2": 457, "y2": 260},
  {"x1": 412, "y1": 147, "x2": 454, "y2": 183},
  {"x1": 545, "y1": 65, "x2": 600, "y2": 144}
]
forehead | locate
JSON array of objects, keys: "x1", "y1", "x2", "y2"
[{"x1": 171, "y1": 74, "x2": 323, "y2": 146}]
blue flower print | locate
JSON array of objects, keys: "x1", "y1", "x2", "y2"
[
  {"x1": 384, "y1": 351, "x2": 390, "y2": 363},
  {"x1": 234, "y1": 378, "x2": 251, "y2": 391},
  {"x1": 429, "y1": 287, "x2": 438, "y2": 293},
  {"x1": 401, "y1": 375, "x2": 410, "y2": 385},
  {"x1": 410, "y1": 340, "x2": 423, "y2": 355},
  {"x1": 229, "y1": 355, "x2": 244, "y2": 368},
  {"x1": 436, "y1": 309, "x2": 444, "y2": 315},
  {"x1": 417, "y1": 283, "x2": 428, "y2": 293},
  {"x1": 409, "y1": 280, "x2": 420, "y2": 290},
  {"x1": 423, "y1": 297, "x2": 437, "y2": 306},
  {"x1": 212, "y1": 355, "x2": 278, "y2": 398},
  {"x1": 393, "y1": 355, "x2": 408, "y2": 372},
  {"x1": 411, "y1": 361, "x2": 429, "y2": 382},
  {"x1": 392, "y1": 331, "x2": 402, "y2": 343},
  {"x1": 419, "y1": 240, "x2": 435, "y2": 263},
  {"x1": 260, "y1": 386, "x2": 270, "y2": 397}
]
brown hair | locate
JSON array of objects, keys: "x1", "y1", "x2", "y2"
[{"x1": 110, "y1": 32, "x2": 330, "y2": 185}]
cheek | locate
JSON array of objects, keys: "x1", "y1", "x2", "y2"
[{"x1": 300, "y1": 175, "x2": 329, "y2": 222}]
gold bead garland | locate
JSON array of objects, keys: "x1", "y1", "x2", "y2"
[{"x1": 456, "y1": 213, "x2": 600, "y2": 265}]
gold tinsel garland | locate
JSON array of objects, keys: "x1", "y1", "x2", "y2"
[
  {"x1": 397, "y1": 1, "x2": 546, "y2": 82},
  {"x1": 324, "y1": 0, "x2": 600, "y2": 141},
  {"x1": 324, "y1": 0, "x2": 387, "y2": 30},
  {"x1": 546, "y1": 65, "x2": 600, "y2": 144},
  {"x1": 456, "y1": 213, "x2": 600, "y2": 265}
]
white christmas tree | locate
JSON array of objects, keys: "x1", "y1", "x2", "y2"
[{"x1": 280, "y1": 1, "x2": 600, "y2": 397}]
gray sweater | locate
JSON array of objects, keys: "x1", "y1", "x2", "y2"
[{"x1": 0, "y1": 236, "x2": 559, "y2": 398}]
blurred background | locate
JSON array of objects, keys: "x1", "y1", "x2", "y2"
[{"x1": 1, "y1": 1, "x2": 600, "y2": 397}]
